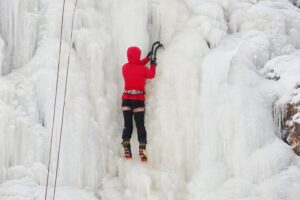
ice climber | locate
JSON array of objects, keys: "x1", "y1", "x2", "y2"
[{"x1": 121, "y1": 42, "x2": 163, "y2": 162}]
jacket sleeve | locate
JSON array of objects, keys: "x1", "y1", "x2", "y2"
[
  {"x1": 122, "y1": 65, "x2": 127, "y2": 81},
  {"x1": 140, "y1": 57, "x2": 150, "y2": 65},
  {"x1": 144, "y1": 64, "x2": 156, "y2": 79}
]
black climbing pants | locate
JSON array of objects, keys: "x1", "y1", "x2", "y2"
[{"x1": 122, "y1": 100, "x2": 147, "y2": 143}]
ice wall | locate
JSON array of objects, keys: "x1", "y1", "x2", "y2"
[
  {"x1": 0, "y1": 0, "x2": 151, "y2": 194},
  {"x1": 0, "y1": 0, "x2": 300, "y2": 200}
]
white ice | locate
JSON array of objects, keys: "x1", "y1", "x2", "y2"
[{"x1": 0, "y1": 0, "x2": 300, "y2": 200}]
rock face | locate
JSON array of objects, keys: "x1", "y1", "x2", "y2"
[{"x1": 284, "y1": 86, "x2": 300, "y2": 156}]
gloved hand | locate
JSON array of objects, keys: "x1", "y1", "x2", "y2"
[
  {"x1": 150, "y1": 58, "x2": 157, "y2": 66},
  {"x1": 147, "y1": 51, "x2": 153, "y2": 59}
]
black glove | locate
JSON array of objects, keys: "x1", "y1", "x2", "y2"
[
  {"x1": 147, "y1": 51, "x2": 153, "y2": 59},
  {"x1": 150, "y1": 58, "x2": 157, "y2": 66}
]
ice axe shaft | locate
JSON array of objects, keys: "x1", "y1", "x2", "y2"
[{"x1": 153, "y1": 43, "x2": 164, "y2": 60}]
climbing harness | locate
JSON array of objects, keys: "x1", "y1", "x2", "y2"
[
  {"x1": 44, "y1": 0, "x2": 78, "y2": 200},
  {"x1": 124, "y1": 90, "x2": 145, "y2": 95}
]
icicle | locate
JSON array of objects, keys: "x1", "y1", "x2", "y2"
[
  {"x1": 0, "y1": 37, "x2": 4, "y2": 74},
  {"x1": 148, "y1": 0, "x2": 161, "y2": 46},
  {"x1": 0, "y1": 0, "x2": 39, "y2": 73},
  {"x1": 273, "y1": 100, "x2": 286, "y2": 141}
]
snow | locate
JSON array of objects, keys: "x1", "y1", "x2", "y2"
[
  {"x1": 0, "y1": 179, "x2": 99, "y2": 200},
  {"x1": 262, "y1": 51, "x2": 300, "y2": 88},
  {"x1": 0, "y1": 0, "x2": 300, "y2": 200}
]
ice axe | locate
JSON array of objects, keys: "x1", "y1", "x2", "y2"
[
  {"x1": 151, "y1": 41, "x2": 161, "y2": 54},
  {"x1": 150, "y1": 41, "x2": 164, "y2": 60}
]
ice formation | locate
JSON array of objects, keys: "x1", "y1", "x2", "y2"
[{"x1": 0, "y1": 0, "x2": 300, "y2": 199}]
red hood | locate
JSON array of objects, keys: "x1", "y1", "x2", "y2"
[{"x1": 127, "y1": 46, "x2": 141, "y2": 64}]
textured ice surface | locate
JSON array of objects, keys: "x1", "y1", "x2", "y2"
[{"x1": 0, "y1": 0, "x2": 300, "y2": 199}]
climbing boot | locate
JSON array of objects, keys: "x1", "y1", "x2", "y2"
[
  {"x1": 122, "y1": 140, "x2": 132, "y2": 160},
  {"x1": 139, "y1": 143, "x2": 147, "y2": 162}
]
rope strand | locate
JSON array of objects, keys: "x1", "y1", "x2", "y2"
[
  {"x1": 44, "y1": 0, "x2": 78, "y2": 199},
  {"x1": 52, "y1": 0, "x2": 78, "y2": 199},
  {"x1": 44, "y1": 0, "x2": 67, "y2": 199}
]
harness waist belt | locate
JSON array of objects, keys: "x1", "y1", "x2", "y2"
[{"x1": 124, "y1": 90, "x2": 145, "y2": 95}]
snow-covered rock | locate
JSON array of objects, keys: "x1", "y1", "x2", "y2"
[{"x1": 284, "y1": 85, "x2": 300, "y2": 155}]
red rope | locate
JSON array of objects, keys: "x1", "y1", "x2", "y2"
[
  {"x1": 44, "y1": 0, "x2": 78, "y2": 199},
  {"x1": 52, "y1": 0, "x2": 78, "y2": 199},
  {"x1": 44, "y1": 0, "x2": 66, "y2": 199}
]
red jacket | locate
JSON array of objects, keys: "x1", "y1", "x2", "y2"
[{"x1": 122, "y1": 46, "x2": 156, "y2": 100}]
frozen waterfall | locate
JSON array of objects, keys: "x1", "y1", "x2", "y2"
[{"x1": 0, "y1": 0, "x2": 300, "y2": 200}]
